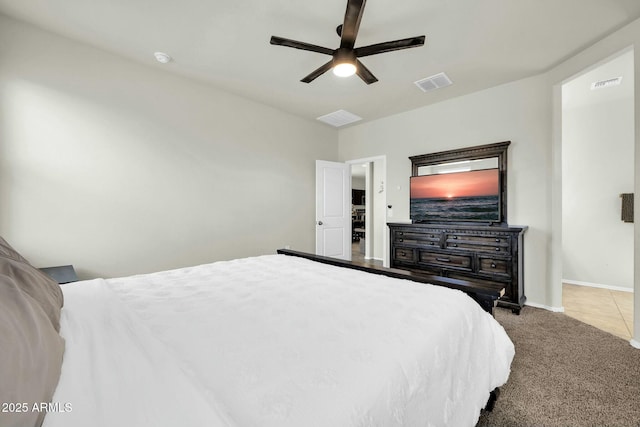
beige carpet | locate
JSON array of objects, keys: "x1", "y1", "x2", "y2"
[{"x1": 477, "y1": 307, "x2": 640, "y2": 427}]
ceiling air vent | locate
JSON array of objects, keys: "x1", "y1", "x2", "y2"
[
  {"x1": 414, "y1": 72, "x2": 453, "y2": 92},
  {"x1": 317, "y1": 109, "x2": 362, "y2": 127},
  {"x1": 591, "y1": 76, "x2": 622, "y2": 90}
]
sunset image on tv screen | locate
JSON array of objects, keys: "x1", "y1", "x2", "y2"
[
  {"x1": 410, "y1": 169, "x2": 500, "y2": 222},
  {"x1": 410, "y1": 169, "x2": 499, "y2": 199}
]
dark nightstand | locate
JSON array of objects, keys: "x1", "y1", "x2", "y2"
[{"x1": 39, "y1": 265, "x2": 78, "y2": 284}]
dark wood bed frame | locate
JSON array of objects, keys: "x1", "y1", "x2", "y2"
[
  {"x1": 277, "y1": 248, "x2": 503, "y2": 414},
  {"x1": 277, "y1": 249, "x2": 505, "y2": 315}
]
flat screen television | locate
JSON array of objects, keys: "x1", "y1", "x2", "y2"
[{"x1": 410, "y1": 168, "x2": 500, "y2": 223}]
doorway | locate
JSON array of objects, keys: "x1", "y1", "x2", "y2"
[
  {"x1": 560, "y1": 48, "x2": 635, "y2": 340},
  {"x1": 348, "y1": 156, "x2": 387, "y2": 267},
  {"x1": 351, "y1": 162, "x2": 368, "y2": 263}
]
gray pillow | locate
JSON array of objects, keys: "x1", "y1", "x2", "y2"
[
  {"x1": 0, "y1": 256, "x2": 64, "y2": 332},
  {"x1": 0, "y1": 237, "x2": 65, "y2": 427}
]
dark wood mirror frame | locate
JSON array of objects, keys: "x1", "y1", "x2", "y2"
[{"x1": 409, "y1": 141, "x2": 511, "y2": 225}]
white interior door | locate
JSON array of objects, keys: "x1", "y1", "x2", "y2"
[{"x1": 316, "y1": 160, "x2": 351, "y2": 260}]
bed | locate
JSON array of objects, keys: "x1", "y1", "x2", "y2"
[{"x1": 0, "y1": 237, "x2": 514, "y2": 427}]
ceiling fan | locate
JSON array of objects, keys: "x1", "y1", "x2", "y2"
[{"x1": 270, "y1": 0, "x2": 425, "y2": 84}]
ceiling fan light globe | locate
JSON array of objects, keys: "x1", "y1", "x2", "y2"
[{"x1": 333, "y1": 62, "x2": 357, "y2": 77}]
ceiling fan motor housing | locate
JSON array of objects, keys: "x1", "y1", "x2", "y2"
[{"x1": 333, "y1": 48, "x2": 357, "y2": 66}]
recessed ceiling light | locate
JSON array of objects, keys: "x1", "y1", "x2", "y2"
[{"x1": 154, "y1": 52, "x2": 171, "y2": 64}]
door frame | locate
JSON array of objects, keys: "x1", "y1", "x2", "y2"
[
  {"x1": 346, "y1": 155, "x2": 388, "y2": 267},
  {"x1": 552, "y1": 46, "x2": 639, "y2": 347}
]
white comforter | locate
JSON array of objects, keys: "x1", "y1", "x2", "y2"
[{"x1": 44, "y1": 254, "x2": 514, "y2": 427}]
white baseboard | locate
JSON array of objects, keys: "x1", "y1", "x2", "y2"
[
  {"x1": 563, "y1": 279, "x2": 633, "y2": 293},
  {"x1": 525, "y1": 301, "x2": 565, "y2": 312},
  {"x1": 630, "y1": 339, "x2": 640, "y2": 349}
]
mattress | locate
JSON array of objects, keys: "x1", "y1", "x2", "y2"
[{"x1": 43, "y1": 254, "x2": 514, "y2": 427}]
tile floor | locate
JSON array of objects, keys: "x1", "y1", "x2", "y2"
[{"x1": 562, "y1": 283, "x2": 634, "y2": 341}]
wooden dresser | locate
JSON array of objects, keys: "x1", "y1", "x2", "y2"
[{"x1": 388, "y1": 222, "x2": 527, "y2": 313}]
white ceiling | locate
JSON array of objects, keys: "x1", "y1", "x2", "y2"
[{"x1": 2, "y1": 0, "x2": 640, "y2": 126}]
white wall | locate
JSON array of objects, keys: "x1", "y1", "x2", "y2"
[
  {"x1": 562, "y1": 50, "x2": 634, "y2": 289},
  {"x1": 0, "y1": 15, "x2": 338, "y2": 278},
  {"x1": 352, "y1": 176, "x2": 366, "y2": 191},
  {"x1": 339, "y1": 75, "x2": 551, "y2": 306}
]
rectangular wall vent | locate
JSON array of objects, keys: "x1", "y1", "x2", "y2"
[
  {"x1": 317, "y1": 109, "x2": 362, "y2": 127},
  {"x1": 414, "y1": 72, "x2": 453, "y2": 92},
  {"x1": 591, "y1": 76, "x2": 622, "y2": 90}
]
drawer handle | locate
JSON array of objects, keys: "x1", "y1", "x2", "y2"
[
  {"x1": 452, "y1": 236, "x2": 458, "y2": 240},
  {"x1": 491, "y1": 263, "x2": 497, "y2": 268},
  {"x1": 436, "y1": 257, "x2": 451, "y2": 263},
  {"x1": 398, "y1": 238, "x2": 403, "y2": 242},
  {"x1": 451, "y1": 243, "x2": 458, "y2": 247},
  {"x1": 429, "y1": 242, "x2": 435, "y2": 245},
  {"x1": 398, "y1": 232, "x2": 404, "y2": 236},
  {"x1": 495, "y1": 238, "x2": 500, "y2": 242},
  {"x1": 495, "y1": 247, "x2": 500, "y2": 252},
  {"x1": 399, "y1": 251, "x2": 406, "y2": 256}
]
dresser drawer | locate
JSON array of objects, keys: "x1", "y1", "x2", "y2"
[
  {"x1": 478, "y1": 257, "x2": 511, "y2": 277},
  {"x1": 393, "y1": 247, "x2": 416, "y2": 264},
  {"x1": 394, "y1": 230, "x2": 441, "y2": 245},
  {"x1": 419, "y1": 251, "x2": 472, "y2": 271},
  {"x1": 445, "y1": 233, "x2": 511, "y2": 254}
]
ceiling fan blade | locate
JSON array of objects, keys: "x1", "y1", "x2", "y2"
[
  {"x1": 301, "y1": 60, "x2": 334, "y2": 83},
  {"x1": 340, "y1": 0, "x2": 366, "y2": 50},
  {"x1": 270, "y1": 36, "x2": 334, "y2": 56},
  {"x1": 355, "y1": 35, "x2": 426, "y2": 58},
  {"x1": 356, "y1": 59, "x2": 378, "y2": 85}
]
